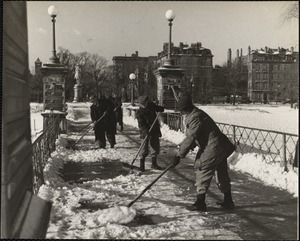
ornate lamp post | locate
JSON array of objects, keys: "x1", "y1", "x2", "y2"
[
  {"x1": 48, "y1": 5, "x2": 60, "y2": 64},
  {"x1": 165, "y1": 9, "x2": 176, "y2": 66},
  {"x1": 153, "y1": 9, "x2": 184, "y2": 110},
  {"x1": 129, "y1": 73, "x2": 136, "y2": 106},
  {"x1": 41, "y1": 5, "x2": 68, "y2": 133}
]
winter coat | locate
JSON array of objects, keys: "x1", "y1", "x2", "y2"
[
  {"x1": 136, "y1": 102, "x2": 164, "y2": 139},
  {"x1": 114, "y1": 97, "x2": 123, "y2": 123},
  {"x1": 178, "y1": 106, "x2": 236, "y2": 167},
  {"x1": 90, "y1": 102, "x2": 106, "y2": 140},
  {"x1": 106, "y1": 97, "x2": 117, "y2": 134}
]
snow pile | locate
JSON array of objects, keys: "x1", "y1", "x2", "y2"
[
  {"x1": 96, "y1": 206, "x2": 136, "y2": 225},
  {"x1": 42, "y1": 136, "x2": 72, "y2": 187},
  {"x1": 228, "y1": 152, "x2": 298, "y2": 197}
]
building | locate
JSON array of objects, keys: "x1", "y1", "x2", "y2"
[
  {"x1": 230, "y1": 46, "x2": 298, "y2": 103},
  {"x1": 156, "y1": 42, "x2": 214, "y2": 103},
  {"x1": 112, "y1": 51, "x2": 157, "y2": 101}
]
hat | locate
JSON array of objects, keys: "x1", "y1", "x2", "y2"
[
  {"x1": 177, "y1": 94, "x2": 193, "y2": 111},
  {"x1": 137, "y1": 95, "x2": 150, "y2": 107}
]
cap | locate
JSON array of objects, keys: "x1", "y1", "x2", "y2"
[{"x1": 177, "y1": 94, "x2": 193, "y2": 111}]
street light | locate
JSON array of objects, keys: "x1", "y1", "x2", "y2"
[
  {"x1": 165, "y1": 9, "x2": 176, "y2": 65},
  {"x1": 48, "y1": 5, "x2": 60, "y2": 64},
  {"x1": 129, "y1": 73, "x2": 136, "y2": 106}
]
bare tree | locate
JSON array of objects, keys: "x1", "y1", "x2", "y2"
[
  {"x1": 85, "y1": 53, "x2": 108, "y2": 97},
  {"x1": 281, "y1": 1, "x2": 299, "y2": 24}
]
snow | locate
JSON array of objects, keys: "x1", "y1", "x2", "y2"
[{"x1": 30, "y1": 102, "x2": 298, "y2": 239}]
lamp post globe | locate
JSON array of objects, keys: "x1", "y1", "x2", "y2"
[
  {"x1": 129, "y1": 73, "x2": 136, "y2": 106},
  {"x1": 48, "y1": 5, "x2": 59, "y2": 17},
  {"x1": 129, "y1": 73, "x2": 136, "y2": 80},
  {"x1": 165, "y1": 9, "x2": 176, "y2": 21},
  {"x1": 165, "y1": 10, "x2": 176, "y2": 64},
  {"x1": 48, "y1": 5, "x2": 60, "y2": 64}
]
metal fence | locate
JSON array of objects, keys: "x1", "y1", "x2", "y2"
[
  {"x1": 159, "y1": 112, "x2": 298, "y2": 171},
  {"x1": 31, "y1": 115, "x2": 60, "y2": 194}
]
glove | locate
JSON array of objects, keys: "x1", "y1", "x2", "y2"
[{"x1": 172, "y1": 155, "x2": 181, "y2": 168}]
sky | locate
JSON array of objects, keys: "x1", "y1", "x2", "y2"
[
  {"x1": 27, "y1": 1, "x2": 299, "y2": 70},
  {"x1": 30, "y1": 102, "x2": 298, "y2": 238}
]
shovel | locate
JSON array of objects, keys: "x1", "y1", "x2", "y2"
[
  {"x1": 127, "y1": 163, "x2": 173, "y2": 207},
  {"x1": 66, "y1": 113, "x2": 106, "y2": 150}
]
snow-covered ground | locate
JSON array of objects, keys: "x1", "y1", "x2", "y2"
[{"x1": 30, "y1": 102, "x2": 298, "y2": 239}]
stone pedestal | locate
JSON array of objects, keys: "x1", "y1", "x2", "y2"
[
  {"x1": 154, "y1": 59, "x2": 185, "y2": 110},
  {"x1": 73, "y1": 84, "x2": 83, "y2": 102},
  {"x1": 40, "y1": 62, "x2": 68, "y2": 133},
  {"x1": 41, "y1": 111, "x2": 68, "y2": 134}
]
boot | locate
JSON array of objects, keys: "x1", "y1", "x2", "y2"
[
  {"x1": 120, "y1": 123, "x2": 123, "y2": 131},
  {"x1": 140, "y1": 158, "x2": 145, "y2": 172},
  {"x1": 186, "y1": 193, "x2": 207, "y2": 212},
  {"x1": 151, "y1": 156, "x2": 163, "y2": 170},
  {"x1": 216, "y1": 191, "x2": 234, "y2": 210},
  {"x1": 98, "y1": 140, "x2": 105, "y2": 149}
]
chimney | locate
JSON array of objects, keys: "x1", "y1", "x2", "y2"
[
  {"x1": 248, "y1": 46, "x2": 251, "y2": 55},
  {"x1": 240, "y1": 48, "x2": 243, "y2": 57},
  {"x1": 136, "y1": 51, "x2": 138, "y2": 57},
  {"x1": 291, "y1": 47, "x2": 294, "y2": 53},
  {"x1": 237, "y1": 49, "x2": 239, "y2": 58},
  {"x1": 265, "y1": 46, "x2": 268, "y2": 52},
  {"x1": 227, "y1": 48, "x2": 232, "y2": 64}
]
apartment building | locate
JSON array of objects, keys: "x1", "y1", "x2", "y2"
[
  {"x1": 230, "y1": 46, "x2": 298, "y2": 103},
  {"x1": 156, "y1": 42, "x2": 214, "y2": 103}
]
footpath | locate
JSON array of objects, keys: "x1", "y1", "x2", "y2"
[{"x1": 62, "y1": 119, "x2": 298, "y2": 240}]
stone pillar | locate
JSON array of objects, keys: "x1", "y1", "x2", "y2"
[
  {"x1": 40, "y1": 62, "x2": 68, "y2": 133},
  {"x1": 154, "y1": 58, "x2": 185, "y2": 110}
]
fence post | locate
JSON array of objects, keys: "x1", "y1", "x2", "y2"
[
  {"x1": 232, "y1": 125, "x2": 236, "y2": 145},
  {"x1": 283, "y1": 133, "x2": 287, "y2": 171}
]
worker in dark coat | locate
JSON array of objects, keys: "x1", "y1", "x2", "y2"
[
  {"x1": 171, "y1": 93, "x2": 236, "y2": 212},
  {"x1": 114, "y1": 96, "x2": 123, "y2": 131},
  {"x1": 90, "y1": 95, "x2": 107, "y2": 149},
  {"x1": 136, "y1": 95, "x2": 165, "y2": 172},
  {"x1": 106, "y1": 96, "x2": 117, "y2": 147}
]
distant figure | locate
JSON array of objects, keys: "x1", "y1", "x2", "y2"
[
  {"x1": 136, "y1": 95, "x2": 165, "y2": 172},
  {"x1": 90, "y1": 95, "x2": 116, "y2": 149},
  {"x1": 90, "y1": 95, "x2": 107, "y2": 149},
  {"x1": 114, "y1": 96, "x2": 123, "y2": 131},
  {"x1": 106, "y1": 96, "x2": 117, "y2": 147}
]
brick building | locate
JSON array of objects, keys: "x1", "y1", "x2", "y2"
[
  {"x1": 112, "y1": 51, "x2": 157, "y2": 101},
  {"x1": 156, "y1": 42, "x2": 214, "y2": 103},
  {"x1": 230, "y1": 46, "x2": 298, "y2": 103}
]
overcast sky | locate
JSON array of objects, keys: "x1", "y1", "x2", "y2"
[{"x1": 27, "y1": 1, "x2": 298, "y2": 70}]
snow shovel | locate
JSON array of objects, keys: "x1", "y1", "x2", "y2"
[
  {"x1": 127, "y1": 112, "x2": 161, "y2": 173},
  {"x1": 127, "y1": 163, "x2": 173, "y2": 207},
  {"x1": 66, "y1": 114, "x2": 106, "y2": 150}
]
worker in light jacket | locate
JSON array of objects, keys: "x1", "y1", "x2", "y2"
[{"x1": 171, "y1": 93, "x2": 236, "y2": 212}]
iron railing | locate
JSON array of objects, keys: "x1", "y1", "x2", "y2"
[
  {"x1": 31, "y1": 115, "x2": 60, "y2": 194},
  {"x1": 157, "y1": 112, "x2": 298, "y2": 171}
]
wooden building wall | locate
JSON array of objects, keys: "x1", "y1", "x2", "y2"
[{"x1": 1, "y1": 1, "x2": 33, "y2": 237}]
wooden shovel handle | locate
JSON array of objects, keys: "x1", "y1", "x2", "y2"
[{"x1": 127, "y1": 163, "x2": 174, "y2": 207}]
